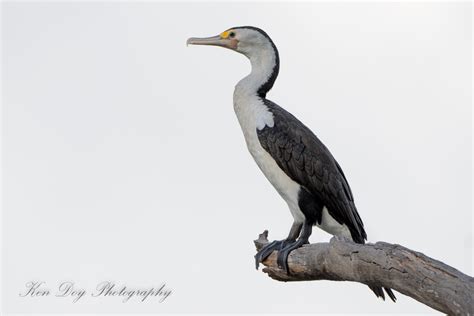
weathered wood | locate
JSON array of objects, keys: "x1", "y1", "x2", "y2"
[{"x1": 254, "y1": 230, "x2": 473, "y2": 315}]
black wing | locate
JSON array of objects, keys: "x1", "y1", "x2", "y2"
[{"x1": 257, "y1": 99, "x2": 367, "y2": 243}]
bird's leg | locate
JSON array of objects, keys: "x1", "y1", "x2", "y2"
[
  {"x1": 277, "y1": 221, "x2": 312, "y2": 274},
  {"x1": 254, "y1": 222, "x2": 302, "y2": 269}
]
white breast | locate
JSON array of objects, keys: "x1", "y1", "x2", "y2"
[
  {"x1": 232, "y1": 87, "x2": 352, "y2": 239},
  {"x1": 233, "y1": 87, "x2": 305, "y2": 223}
]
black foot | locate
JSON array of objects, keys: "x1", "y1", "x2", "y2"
[
  {"x1": 276, "y1": 238, "x2": 309, "y2": 274},
  {"x1": 255, "y1": 239, "x2": 293, "y2": 270}
]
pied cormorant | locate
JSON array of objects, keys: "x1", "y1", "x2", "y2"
[{"x1": 187, "y1": 26, "x2": 396, "y2": 302}]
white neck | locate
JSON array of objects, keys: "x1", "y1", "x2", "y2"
[
  {"x1": 233, "y1": 46, "x2": 277, "y2": 133},
  {"x1": 235, "y1": 45, "x2": 277, "y2": 97}
]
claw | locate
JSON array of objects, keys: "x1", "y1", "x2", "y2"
[
  {"x1": 255, "y1": 239, "x2": 291, "y2": 270},
  {"x1": 276, "y1": 238, "x2": 308, "y2": 274}
]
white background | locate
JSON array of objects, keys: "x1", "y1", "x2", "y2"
[{"x1": 2, "y1": 1, "x2": 472, "y2": 314}]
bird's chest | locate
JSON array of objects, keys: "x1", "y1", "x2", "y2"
[
  {"x1": 233, "y1": 91, "x2": 301, "y2": 206},
  {"x1": 232, "y1": 91, "x2": 272, "y2": 158}
]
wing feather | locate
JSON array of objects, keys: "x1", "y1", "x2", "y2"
[{"x1": 257, "y1": 100, "x2": 367, "y2": 243}]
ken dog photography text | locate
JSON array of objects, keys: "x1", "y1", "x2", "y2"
[{"x1": 19, "y1": 281, "x2": 173, "y2": 303}]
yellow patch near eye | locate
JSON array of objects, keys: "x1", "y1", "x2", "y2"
[{"x1": 220, "y1": 31, "x2": 230, "y2": 39}]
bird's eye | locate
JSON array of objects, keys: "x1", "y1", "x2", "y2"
[{"x1": 229, "y1": 32, "x2": 235, "y2": 38}]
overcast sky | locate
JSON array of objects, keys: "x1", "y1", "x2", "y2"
[{"x1": 2, "y1": 2, "x2": 472, "y2": 314}]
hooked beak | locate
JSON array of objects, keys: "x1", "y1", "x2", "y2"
[{"x1": 187, "y1": 35, "x2": 237, "y2": 50}]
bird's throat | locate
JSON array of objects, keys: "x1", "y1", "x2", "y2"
[{"x1": 237, "y1": 46, "x2": 279, "y2": 99}]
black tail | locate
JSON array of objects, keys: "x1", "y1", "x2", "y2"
[
  {"x1": 348, "y1": 217, "x2": 396, "y2": 303},
  {"x1": 368, "y1": 285, "x2": 397, "y2": 302}
]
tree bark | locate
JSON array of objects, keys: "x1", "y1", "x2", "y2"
[{"x1": 254, "y1": 230, "x2": 473, "y2": 315}]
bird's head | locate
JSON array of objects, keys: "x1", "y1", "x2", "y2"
[
  {"x1": 187, "y1": 26, "x2": 277, "y2": 60},
  {"x1": 187, "y1": 26, "x2": 280, "y2": 97}
]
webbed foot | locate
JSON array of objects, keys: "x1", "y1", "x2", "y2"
[
  {"x1": 255, "y1": 239, "x2": 293, "y2": 269},
  {"x1": 276, "y1": 238, "x2": 309, "y2": 274}
]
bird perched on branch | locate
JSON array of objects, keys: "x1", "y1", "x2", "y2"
[{"x1": 187, "y1": 26, "x2": 396, "y2": 302}]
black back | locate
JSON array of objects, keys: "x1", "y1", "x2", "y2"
[{"x1": 257, "y1": 99, "x2": 367, "y2": 243}]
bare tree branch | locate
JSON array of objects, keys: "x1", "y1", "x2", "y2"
[{"x1": 254, "y1": 231, "x2": 473, "y2": 315}]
